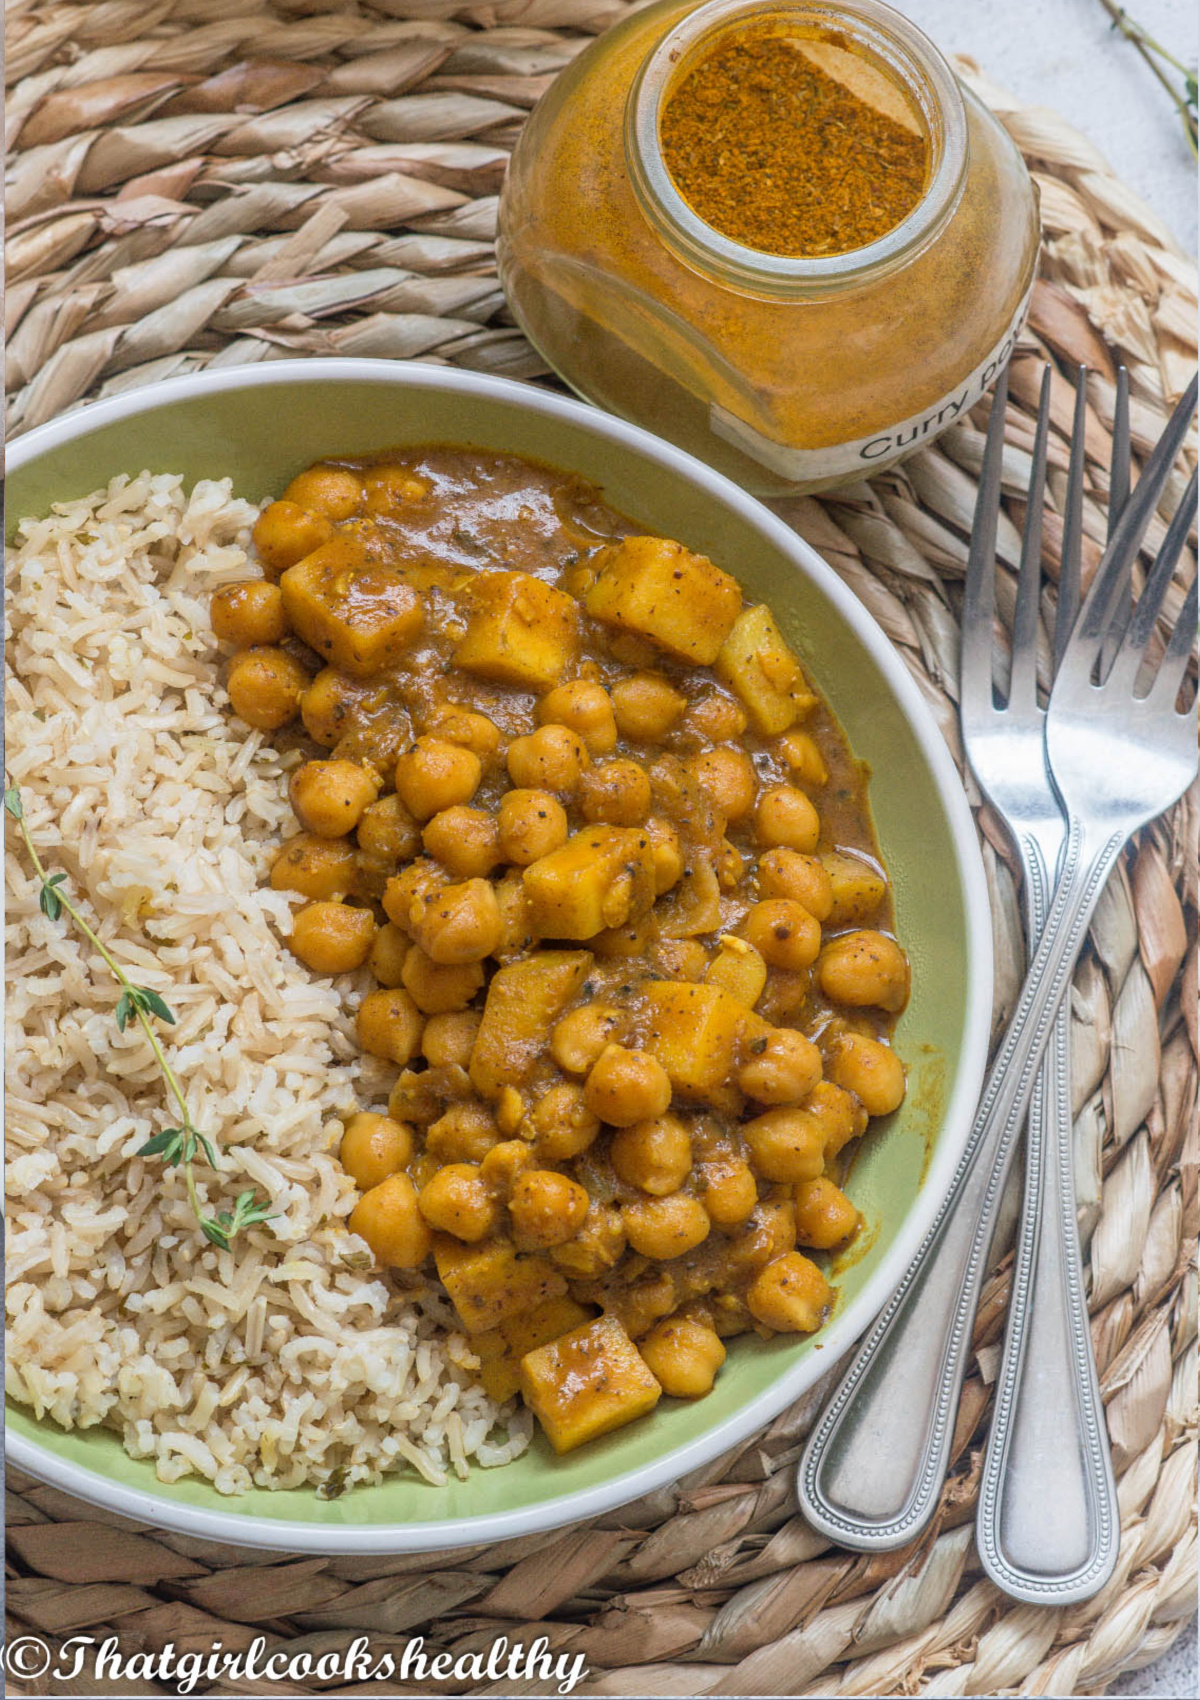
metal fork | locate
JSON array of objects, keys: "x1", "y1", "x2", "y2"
[
  {"x1": 972, "y1": 364, "x2": 1122, "y2": 1604},
  {"x1": 798, "y1": 370, "x2": 1198, "y2": 1576}
]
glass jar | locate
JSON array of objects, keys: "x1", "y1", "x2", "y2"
[{"x1": 498, "y1": 0, "x2": 1040, "y2": 495}]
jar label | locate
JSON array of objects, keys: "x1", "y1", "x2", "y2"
[{"x1": 708, "y1": 285, "x2": 1033, "y2": 483}]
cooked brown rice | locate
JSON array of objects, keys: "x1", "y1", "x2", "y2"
[{"x1": 4, "y1": 472, "x2": 531, "y2": 1496}]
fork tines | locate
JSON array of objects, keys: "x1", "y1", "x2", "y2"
[{"x1": 966, "y1": 360, "x2": 1197, "y2": 718}]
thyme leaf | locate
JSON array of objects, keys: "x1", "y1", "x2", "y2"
[{"x1": 6, "y1": 776, "x2": 274, "y2": 1249}]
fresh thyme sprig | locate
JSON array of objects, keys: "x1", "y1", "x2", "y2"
[
  {"x1": 5, "y1": 782, "x2": 274, "y2": 1250},
  {"x1": 1098, "y1": 0, "x2": 1198, "y2": 157}
]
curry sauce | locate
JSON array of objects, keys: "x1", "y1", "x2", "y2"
[{"x1": 210, "y1": 447, "x2": 911, "y2": 1457}]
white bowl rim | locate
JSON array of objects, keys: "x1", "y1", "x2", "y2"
[{"x1": 5, "y1": 357, "x2": 994, "y2": 1553}]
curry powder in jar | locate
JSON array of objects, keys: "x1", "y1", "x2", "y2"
[{"x1": 498, "y1": 0, "x2": 1039, "y2": 495}]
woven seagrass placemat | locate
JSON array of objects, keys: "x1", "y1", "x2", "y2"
[{"x1": 4, "y1": 4, "x2": 1198, "y2": 1694}]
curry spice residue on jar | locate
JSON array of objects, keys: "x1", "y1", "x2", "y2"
[
  {"x1": 660, "y1": 31, "x2": 929, "y2": 256},
  {"x1": 214, "y1": 452, "x2": 913, "y2": 1458}
]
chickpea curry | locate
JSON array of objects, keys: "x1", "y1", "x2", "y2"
[{"x1": 211, "y1": 447, "x2": 911, "y2": 1459}]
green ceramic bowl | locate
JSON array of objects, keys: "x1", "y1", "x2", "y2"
[{"x1": 5, "y1": 361, "x2": 992, "y2": 1553}]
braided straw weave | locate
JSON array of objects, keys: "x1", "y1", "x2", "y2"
[{"x1": 4, "y1": 4, "x2": 1197, "y2": 1694}]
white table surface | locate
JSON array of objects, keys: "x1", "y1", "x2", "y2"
[{"x1": 899, "y1": 4, "x2": 1197, "y2": 1697}]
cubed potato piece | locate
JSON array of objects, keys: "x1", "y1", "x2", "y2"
[
  {"x1": 642, "y1": 980, "x2": 745, "y2": 1108},
  {"x1": 519, "y1": 1314, "x2": 661, "y2": 1454},
  {"x1": 474, "y1": 1294, "x2": 595, "y2": 1401},
  {"x1": 584, "y1": 537, "x2": 741, "y2": 664},
  {"x1": 716, "y1": 605, "x2": 817, "y2": 735},
  {"x1": 470, "y1": 949, "x2": 593, "y2": 1097},
  {"x1": 455, "y1": 571, "x2": 579, "y2": 692},
  {"x1": 821, "y1": 852, "x2": 888, "y2": 926},
  {"x1": 523, "y1": 826, "x2": 656, "y2": 941},
  {"x1": 434, "y1": 1234, "x2": 567, "y2": 1333},
  {"x1": 281, "y1": 538, "x2": 423, "y2": 677}
]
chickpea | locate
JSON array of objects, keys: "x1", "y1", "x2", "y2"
[
  {"x1": 818, "y1": 930, "x2": 910, "y2": 1013},
  {"x1": 640, "y1": 1315, "x2": 726, "y2": 1398},
  {"x1": 417, "y1": 1163, "x2": 498, "y2": 1242},
  {"x1": 580, "y1": 759, "x2": 653, "y2": 827},
  {"x1": 509, "y1": 1169, "x2": 591, "y2": 1249},
  {"x1": 643, "y1": 816, "x2": 684, "y2": 895},
  {"x1": 755, "y1": 785, "x2": 820, "y2": 853},
  {"x1": 348, "y1": 1172, "x2": 430, "y2": 1270},
  {"x1": 691, "y1": 747, "x2": 757, "y2": 822},
  {"x1": 684, "y1": 692, "x2": 746, "y2": 740},
  {"x1": 746, "y1": 1251, "x2": 832, "y2": 1332},
  {"x1": 356, "y1": 986, "x2": 423, "y2": 1065},
  {"x1": 226, "y1": 647, "x2": 308, "y2": 730},
  {"x1": 622, "y1": 1193, "x2": 711, "y2": 1260},
  {"x1": 738, "y1": 1197, "x2": 798, "y2": 1268},
  {"x1": 827, "y1": 1032, "x2": 906, "y2": 1116},
  {"x1": 584, "y1": 1045, "x2": 672, "y2": 1127},
  {"x1": 706, "y1": 935, "x2": 767, "y2": 1008},
  {"x1": 697, "y1": 1156, "x2": 759, "y2": 1226},
  {"x1": 506, "y1": 724, "x2": 589, "y2": 795},
  {"x1": 497, "y1": 789, "x2": 568, "y2": 866},
  {"x1": 591, "y1": 912, "x2": 656, "y2": 959},
  {"x1": 289, "y1": 759, "x2": 380, "y2": 839},
  {"x1": 793, "y1": 1177, "x2": 860, "y2": 1249},
  {"x1": 426, "y1": 1101, "x2": 499, "y2": 1163},
  {"x1": 551, "y1": 1003, "x2": 631, "y2": 1075},
  {"x1": 282, "y1": 464, "x2": 363, "y2": 520},
  {"x1": 538, "y1": 680, "x2": 617, "y2": 754},
  {"x1": 741, "y1": 899, "x2": 822, "y2": 972},
  {"x1": 211, "y1": 579, "x2": 288, "y2": 648},
  {"x1": 611, "y1": 1114, "x2": 692, "y2": 1195},
  {"x1": 394, "y1": 737, "x2": 482, "y2": 822},
  {"x1": 654, "y1": 938, "x2": 709, "y2": 980},
  {"x1": 775, "y1": 729, "x2": 829, "y2": 787},
  {"x1": 300, "y1": 668, "x2": 362, "y2": 749},
  {"x1": 551, "y1": 1201, "x2": 626, "y2": 1276},
  {"x1": 757, "y1": 848, "x2": 834, "y2": 922},
  {"x1": 290, "y1": 901, "x2": 375, "y2": 974},
  {"x1": 804, "y1": 1080, "x2": 866, "y2": 1160},
  {"x1": 368, "y1": 921, "x2": 410, "y2": 987},
  {"x1": 270, "y1": 832, "x2": 356, "y2": 901},
  {"x1": 530, "y1": 1081, "x2": 601, "y2": 1160},
  {"x1": 821, "y1": 852, "x2": 889, "y2": 926},
  {"x1": 495, "y1": 1085, "x2": 525, "y2": 1136},
  {"x1": 422, "y1": 1009, "x2": 481, "y2": 1070},
  {"x1": 252, "y1": 499, "x2": 333, "y2": 578},
  {"x1": 382, "y1": 860, "x2": 445, "y2": 932},
  {"x1": 363, "y1": 464, "x2": 429, "y2": 511},
  {"x1": 339, "y1": 1111, "x2": 413, "y2": 1191},
  {"x1": 389, "y1": 1072, "x2": 439, "y2": 1128},
  {"x1": 434, "y1": 709, "x2": 503, "y2": 760},
  {"x1": 741, "y1": 1107, "x2": 826, "y2": 1183},
  {"x1": 409, "y1": 877, "x2": 501, "y2": 966},
  {"x1": 357, "y1": 793, "x2": 421, "y2": 864},
  {"x1": 479, "y1": 1137, "x2": 532, "y2": 1194},
  {"x1": 401, "y1": 943, "x2": 484, "y2": 1014},
  {"x1": 421, "y1": 805, "x2": 500, "y2": 880},
  {"x1": 739, "y1": 1028, "x2": 823, "y2": 1105},
  {"x1": 611, "y1": 672, "x2": 687, "y2": 740},
  {"x1": 758, "y1": 968, "x2": 812, "y2": 1025}
]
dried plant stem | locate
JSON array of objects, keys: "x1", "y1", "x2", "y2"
[{"x1": 1097, "y1": 0, "x2": 1199, "y2": 155}]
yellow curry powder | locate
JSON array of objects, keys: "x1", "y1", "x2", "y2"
[{"x1": 661, "y1": 32, "x2": 929, "y2": 256}]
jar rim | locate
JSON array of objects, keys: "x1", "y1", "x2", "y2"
[{"x1": 627, "y1": 0, "x2": 969, "y2": 292}]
